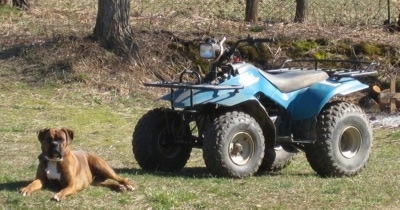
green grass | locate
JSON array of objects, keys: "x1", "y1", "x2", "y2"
[{"x1": 0, "y1": 79, "x2": 400, "y2": 209}]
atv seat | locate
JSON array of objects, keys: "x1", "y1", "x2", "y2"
[{"x1": 259, "y1": 69, "x2": 329, "y2": 93}]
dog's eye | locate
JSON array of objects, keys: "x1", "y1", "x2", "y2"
[{"x1": 55, "y1": 138, "x2": 65, "y2": 142}]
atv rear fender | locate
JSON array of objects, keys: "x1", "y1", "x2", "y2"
[{"x1": 289, "y1": 77, "x2": 369, "y2": 121}]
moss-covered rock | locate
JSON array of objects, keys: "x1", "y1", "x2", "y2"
[
  {"x1": 288, "y1": 39, "x2": 318, "y2": 58},
  {"x1": 313, "y1": 50, "x2": 327, "y2": 60},
  {"x1": 353, "y1": 42, "x2": 383, "y2": 55}
]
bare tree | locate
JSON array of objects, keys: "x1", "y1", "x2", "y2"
[
  {"x1": 245, "y1": 0, "x2": 259, "y2": 22},
  {"x1": 92, "y1": 0, "x2": 139, "y2": 62},
  {"x1": 294, "y1": 0, "x2": 307, "y2": 23}
]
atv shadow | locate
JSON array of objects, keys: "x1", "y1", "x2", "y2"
[
  {"x1": 115, "y1": 167, "x2": 219, "y2": 179},
  {"x1": 115, "y1": 167, "x2": 319, "y2": 179}
]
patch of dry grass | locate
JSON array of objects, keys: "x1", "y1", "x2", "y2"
[{"x1": 1, "y1": 0, "x2": 400, "y2": 97}]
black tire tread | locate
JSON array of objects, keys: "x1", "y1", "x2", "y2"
[
  {"x1": 305, "y1": 101, "x2": 372, "y2": 177},
  {"x1": 132, "y1": 108, "x2": 191, "y2": 172},
  {"x1": 203, "y1": 111, "x2": 265, "y2": 178},
  {"x1": 259, "y1": 147, "x2": 296, "y2": 172}
]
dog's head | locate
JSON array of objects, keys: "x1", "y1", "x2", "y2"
[{"x1": 37, "y1": 128, "x2": 74, "y2": 162}]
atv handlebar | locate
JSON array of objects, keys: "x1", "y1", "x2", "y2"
[
  {"x1": 200, "y1": 36, "x2": 275, "y2": 63},
  {"x1": 218, "y1": 36, "x2": 275, "y2": 63},
  {"x1": 237, "y1": 36, "x2": 276, "y2": 44},
  {"x1": 230, "y1": 36, "x2": 275, "y2": 53}
]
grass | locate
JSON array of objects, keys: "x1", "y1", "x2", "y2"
[
  {"x1": 1, "y1": 75, "x2": 400, "y2": 209},
  {"x1": 1, "y1": 0, "x2": 400, "y2": 209}
]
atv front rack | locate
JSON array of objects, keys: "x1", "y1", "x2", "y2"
[
  {"x1": 144, "y1": 69, "x2": 243, "y2": 90},
  {"x1": 273, "y1": 59, "x2": 378, "y2": 79},
  {"x1": 144, "y1": 82, "x2": 243, "y2": 91},
  {"x1": 144, "y1": 70, "x2": 243, "y2": 107}
]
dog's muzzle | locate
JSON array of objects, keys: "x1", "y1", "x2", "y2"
[{"x1": 46, "y1": 141, "x2": 64, "y2": 161}]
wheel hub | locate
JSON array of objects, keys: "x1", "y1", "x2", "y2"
[
  {"x1": 229, "y1": 132, "x2": 255, "y2": 165},
  {"x1": 157, "y1": 128, "x2": 181, "y2": 158},
  {"x1": 339, "y1": 126, "x2": 362, "y2": 159}
]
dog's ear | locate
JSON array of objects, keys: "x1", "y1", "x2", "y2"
[
  {"x1": 61, "y1": 127, "x2": 74, "y2": 144},
  {"x1": 37, "y1": 128, "x2": 50, "y2": 143}
]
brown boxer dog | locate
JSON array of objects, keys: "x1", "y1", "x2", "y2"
[{"x1": 20, "y1": 127, "x2": 135, "y2": 201}]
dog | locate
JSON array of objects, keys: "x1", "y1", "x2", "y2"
[{"x1": 20, "y1": 127, "x2": 135, "y2": 201}]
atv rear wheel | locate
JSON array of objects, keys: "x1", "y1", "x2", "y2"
[
  {"x1": 305, "y1": 101, "x2": 372, "y2": 177},
  {"x1": 203, "y1": 111, "x2": 265, "y2": 178},
  {"x1": 132, "y1": 108, "x2": 192, "y2": 172},
  {"x1": 259, "y1": 145, "x2": 296, "y2": 172}
]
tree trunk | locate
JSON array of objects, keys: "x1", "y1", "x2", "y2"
[
  {"x1": 294, "y1": 0, "x2": 307, "y2": 23},
  {"x1": 245, "y1": 0, "x2": 259, "y2": 22},
  {"x1": 93, "y1": 0, "x2": 139, "y2": 62},
  {"x1": 2, "y1": 0, "x2": 30, "y2": 10},
  {"x1": 12, "y1": 0, "x2": 29, "y2": 10}
]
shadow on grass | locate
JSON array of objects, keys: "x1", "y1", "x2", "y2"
[
  {"x1": 115, "y1": 167, "x2": 215, "y2": 179},
  {"x1": 0, "y1": 180, "x2": 64, "y2": 194},
  {"x1": 0, "y1": 168, "x2": 318, "y2": 194},
  {"x1": 115, "y1": 167, "x2": 318, "y2": 179},
  {"x1": 0, "y1": 167, "x2": 210, "y2": 192},
  {"x1": 0, "y1": 180, "x2": 31, "y2": 192},
  {"x1": 256, "y1": 171, "x2": 318, "y2": 178}
]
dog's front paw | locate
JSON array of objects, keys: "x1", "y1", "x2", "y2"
[
  {"x1": 20, "y1": 188, "x2": 30, "y2": 196},
  {"x1": 51, "y1": 194, "x2": 62, "y2": 202},
  {"x1": 125, "y1": 184, "x2": 135, "y2": 191},
  {"x1": 119, "y1": 184, "x2": 135, "y2": 192}
]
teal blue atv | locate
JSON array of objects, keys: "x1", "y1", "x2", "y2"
[{"x1": 132, "y1": 36, "x2": 377, "y2": 178}]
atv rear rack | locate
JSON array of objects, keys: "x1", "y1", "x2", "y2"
[{"x1": 271, "y1": 59, "x2": 378, "y2": 79}]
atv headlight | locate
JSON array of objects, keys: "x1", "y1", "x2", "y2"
[{"x1": 200, "y1": 43, "x2": 220, "y2": 59}]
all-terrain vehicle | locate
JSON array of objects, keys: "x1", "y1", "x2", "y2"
[{"x1": 132, "y1": 36, "x2": 377, "y2": 178}]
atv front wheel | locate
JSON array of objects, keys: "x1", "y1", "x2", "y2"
[
  {"x1": 132, "y1": 108, "x2": 192, "y2": 172},
  {"x1": 203, "y1": 111, "x2": 265, "y2": 178},
  {"x1": 305, "y1": 101, "x2": 372, "y2": 177}
]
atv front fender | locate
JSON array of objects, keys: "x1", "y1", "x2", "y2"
[
  {"x1": 160, "y1": 87, "x2": 277, "y2": 147},
  {"x1": 289, "y1": 78, "x2": 368, "y2": 121}
]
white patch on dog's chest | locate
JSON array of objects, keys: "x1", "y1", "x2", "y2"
[{"x1": 45, "y1": 161, "x2": 61, "y2": 181}]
